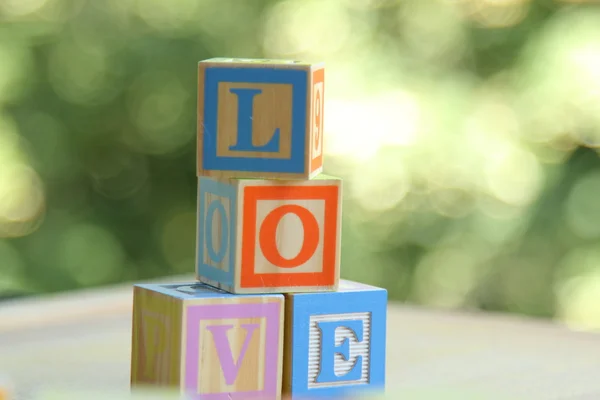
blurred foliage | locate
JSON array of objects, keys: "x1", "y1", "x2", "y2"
[{"x1": 1, "y1": 0, "x2": 600, "y2": 330}]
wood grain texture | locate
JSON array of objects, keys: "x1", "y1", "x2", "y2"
[
  {"x1": 2, "y1": 278, "x2": 600, "y2": 399},
  {"x1": 197, "y1": 58, "x2": 324, "y2": 180},
  {"x1": 130, "y1": 282, "x2": 284, "y2": 399},
  {"x1": 283, "y1": 280, "x2": 387, "y2": 399},
  {"x1": 196, "y1": 175, "x2": 342, "y2": 294},
  {"x1": 131, "y1": 286, "x2": 182, "y2": 386}
]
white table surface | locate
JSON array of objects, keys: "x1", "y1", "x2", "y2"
[{"x1": 1, "y1": 277, "x2": 599, "y2": 399}]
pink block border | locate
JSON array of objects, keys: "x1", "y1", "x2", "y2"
[{"x1": 185, "y1": 301, "x2": 281, "y2": 399}]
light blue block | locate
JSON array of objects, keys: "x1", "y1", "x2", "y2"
[
  {"x1": 286, "y1": 279, "x2": 387, "y2": 398},
  {"x1": 196, "y1": 177, "x2": 236, "y2": 287},
  {"x1": 202, "y1": 66, "x2": 308, "y2": 175}
]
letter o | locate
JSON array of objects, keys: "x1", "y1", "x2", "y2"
[
  {"x1": 259, "y1": 204, "x2": 319, "y2": 268},
  {"x1": 205, "y1": 200, "x2": 228, "y2": 263}
]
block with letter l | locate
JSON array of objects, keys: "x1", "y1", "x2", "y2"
[
  {"x1": 283, "y1": 280, "x2": 387, "y2": 399},
  {"x1": 197, "y1": 58, "x2": 325, "y2": 180},
  {"x1": 130, "y1": 282, "x2": 284, "y2": 399},
  {"x1": 196, "y1": 174, "x2": 341, "y2": 294}
]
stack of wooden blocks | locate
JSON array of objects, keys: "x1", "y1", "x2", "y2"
[{"x1": 130, "y1": 58, "x2": 388, "y2": 399}]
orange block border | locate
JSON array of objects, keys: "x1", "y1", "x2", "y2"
[
  {"x1": 240, "y1": 184, "x2": 339, "y2": 288},
  {"x1": 310, "y1": 67, "x2": 324, "y2": 174}
]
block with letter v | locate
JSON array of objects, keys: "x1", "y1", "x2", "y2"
[{"x1": 131, "y1": 282, "x2": 284, "y2": 399}]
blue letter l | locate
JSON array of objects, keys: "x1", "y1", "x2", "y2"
[{"x1": 228, "y1": 88, "x2": 280, "y2": 153}]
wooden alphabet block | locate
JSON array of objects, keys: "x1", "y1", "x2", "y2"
[
  {"x1": 283, "y1": 280, "x2": 387, "y2": 399},
  {"x1": 196, "y1": 174, "x2": 342, "y2": 294},
  {"x1": 197, "y1": 58, "x2": 325, "y2": 180},
  {"x1": 130, "y1": 282, "x2": 284, "y2": 399}
]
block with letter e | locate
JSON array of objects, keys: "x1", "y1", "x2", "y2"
[
  {"x1": 197, "y1": 58, "x2": 325, "y2": 180},
  {"x1": 196, "y1": 174, "x2": 341, "y2": 294},
  {"x1": 130, "y1": 282, "x2": 284, "y2": 399},
  {"x1": 283, "y1": 280, "x2": 387, "y2": 399}
]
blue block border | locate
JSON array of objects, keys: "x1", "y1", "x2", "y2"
[
  {"x1": 202, "y1": 67, "x2": 307, "y2": 174},
  {"x1": 290, "y1": 288, "x2": 387, "y2": 398},
  {"x1": 197, "y1": 177, "x2": 236, "y2": 286}
]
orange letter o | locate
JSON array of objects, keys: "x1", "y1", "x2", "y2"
[{"x1": 259, "y1": 204, "x2": 319, "y2": 268}]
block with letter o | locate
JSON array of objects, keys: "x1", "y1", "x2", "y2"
[
  {"x1": 197, "y1": 58, "x2": 325, "y2": 180},
  {"x1": 196, "y1": 174, "x2": 341, "y2": 294}
]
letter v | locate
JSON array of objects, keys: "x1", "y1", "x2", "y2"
[{"x1": 206, "y1": 323, "x2": 259, "y2": 385}]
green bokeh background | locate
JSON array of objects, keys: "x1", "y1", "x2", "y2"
[{"x1": 1, "y1": 0, "x2": 600, "y2": 331}]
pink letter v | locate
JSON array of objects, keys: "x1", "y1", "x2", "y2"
[{"x1": 206, "y1": 323, "x2": 259, "y2": 385}]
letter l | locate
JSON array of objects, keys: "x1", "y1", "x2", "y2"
[{"x1": 228, "y1": 88, "x2": 280, "y2": 153}]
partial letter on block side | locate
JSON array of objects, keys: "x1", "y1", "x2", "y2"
[
  {"x1": 283, "y1": 280, "x2": 387, "y2": 399},
  {"x1": 197, "y1": 58, "x2": 325, "y2": 180},
  {"x1": 196, "y1": 174, "x2": 342, "y2": 294},
  {"x1": 130, "y1": 282, "x2": 284, "y2": 400}
]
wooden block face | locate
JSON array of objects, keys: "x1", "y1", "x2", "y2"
[
  {"x1": 197, "y1": 177, "x2": 237, "y2": 288},
  {"x1": 237, "y1": 176, "x2": 341, "y2": 293},
  {"x1": 197, "y1": 58, "x2": 325, "y2": 180},
  {"x1": 132, "y1": 283, "x2": 284, "y2": 399},
  {"x1": 283, "y1": 280, "x2": 387, "y2": 399},
  {"x1": 180, "y1": 288, "x2": 285, "y2": 399},
  {"x1": 131, "y1": 286, "x2": 182, "y2": 387},
  {"x1": 197, "y1": 175, "x2": 342, "y2": 294}
]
